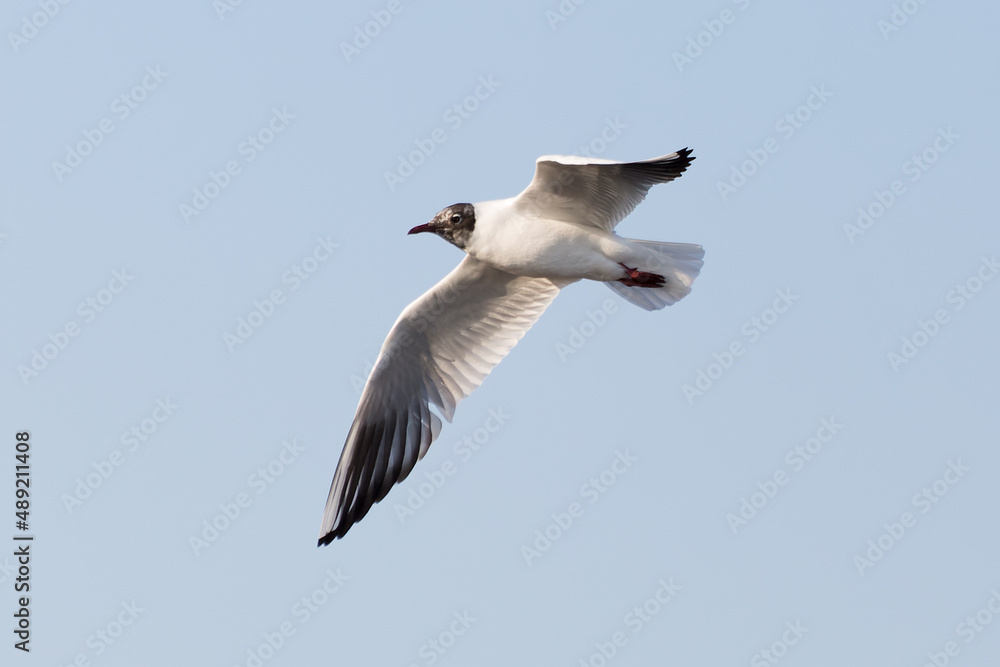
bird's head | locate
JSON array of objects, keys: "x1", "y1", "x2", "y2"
[{"x1": 408, "y1": 203, "x2": 476, "y2": 250}]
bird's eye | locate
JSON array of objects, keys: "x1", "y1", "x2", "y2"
[{"x1": 450, "y1": 214, "x2": 462, "y2": 224}]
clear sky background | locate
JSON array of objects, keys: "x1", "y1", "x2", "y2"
[{"x1": 2, "y1": 1, "x2": 999, "y2": 665}]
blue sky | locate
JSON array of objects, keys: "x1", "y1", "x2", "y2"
[{"x1": 2, "y1": 1, "x2": 999, "y2": 665}]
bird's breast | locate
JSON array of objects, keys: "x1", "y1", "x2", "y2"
[{"x1": 468, "y1": 214, "x2": 622, "y2": 281}]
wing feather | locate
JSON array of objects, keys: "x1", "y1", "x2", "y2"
[
  {"x1": 319, "y1": 256, "x2": 566, "y2": 544},
  {"x1": 515, "y1": 149, "x2": 694, "y2": 232}
]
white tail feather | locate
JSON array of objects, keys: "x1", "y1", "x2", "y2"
[{"x1": 605, "y1": 239, "x2": 704, "y2": 311}]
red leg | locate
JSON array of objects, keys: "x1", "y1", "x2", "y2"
[{"x1": 618, "y1": 263, "x2": 666, "y2": 288}]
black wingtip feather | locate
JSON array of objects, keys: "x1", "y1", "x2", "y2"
[{"x1": 620, "y1": 148, "x2": 696, "y2": 186}]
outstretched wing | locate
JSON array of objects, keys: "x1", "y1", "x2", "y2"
[
  {"x1": 515, "y1": 149, "x2": 694, "y2": 233},
  {"x1": 319, "y1": 256, "x2": 568, "y2": 544}
]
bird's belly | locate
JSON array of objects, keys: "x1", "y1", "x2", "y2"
[{"x1": 472, "y1": 221, "x2": 628, "y2": 282}]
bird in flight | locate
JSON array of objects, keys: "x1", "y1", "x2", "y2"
[{"x1": 319, "y1": 149, "x2": 703, "y2": 545}]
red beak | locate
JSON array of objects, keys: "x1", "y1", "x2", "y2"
[{"x1": 408, "y1": 222, "x2": 435, "y2": 235}]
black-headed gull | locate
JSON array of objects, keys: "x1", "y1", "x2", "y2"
[{"x1": 319, "y1": 149, "x2": 703, "y2": 545}]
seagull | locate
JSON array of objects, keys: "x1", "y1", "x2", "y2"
[{"x1": 319, "y1": 149, "x2": 704, "y2": 545}]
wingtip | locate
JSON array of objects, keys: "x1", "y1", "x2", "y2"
[
  {"x1": 630, "y1": 148, "x2": 695, "y2": 180},
  {"x1": 670, "y1": 147, "x2": 694, "y2": 166}
]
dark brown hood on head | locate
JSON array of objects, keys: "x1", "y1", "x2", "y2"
[{"x1": 408, "y1": 203, "x2": 476, "y2": 250}]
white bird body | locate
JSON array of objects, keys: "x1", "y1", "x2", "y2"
[
  {"x1": 318, "y1": 149, "x2": 704, "y2": 545},
  {"x1": 466, "y1": 198, "x2": 632, "y2": 281}
]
